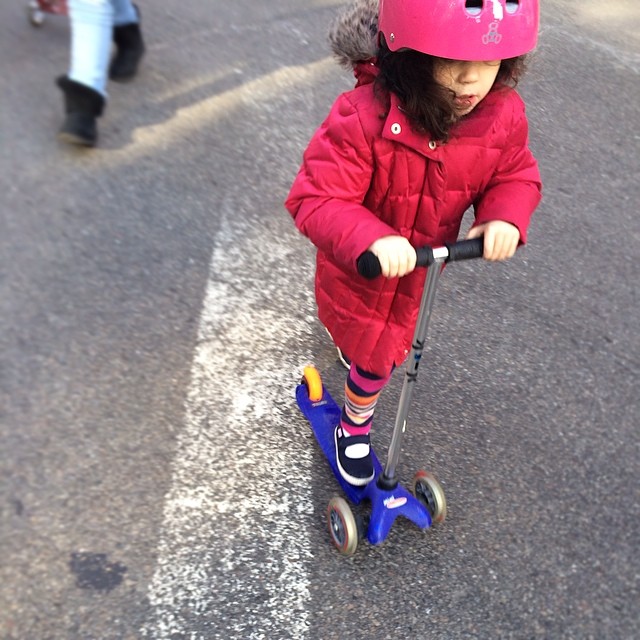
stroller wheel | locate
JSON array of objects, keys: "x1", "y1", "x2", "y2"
[{"x1": 27, "y1": 1, "x2": 45, "y2": 26}]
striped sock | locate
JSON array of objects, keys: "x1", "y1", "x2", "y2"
[{"x1": 340, "y1": 365, "x2": 392, "y2": 437}]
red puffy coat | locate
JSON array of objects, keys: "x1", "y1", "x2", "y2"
[{"x1": 286, "y1": 65, "x2": 541, "y2": 377}]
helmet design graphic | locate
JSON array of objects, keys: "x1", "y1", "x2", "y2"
[{"x1": 378, "y1": 0, "x2": 539, "y2": 61}]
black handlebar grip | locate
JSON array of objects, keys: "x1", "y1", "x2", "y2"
[
  {"x1": 415, "y1": 246, "x2": 435, "y2": 268},
  {"x1": 445, "y1": 238, "x2": 484, "y2": 263},
  {"x1": 356, "y1": 251, "x2": 382, "y2": 279},
  {"x1": 357, "y1": 237, "x2": 484, "y2": 278}
]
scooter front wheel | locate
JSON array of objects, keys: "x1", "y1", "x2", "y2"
[
  {"x1": 412, "y1": 470, "x2": 447, "y2": 524},
  {"x1": 326, "y1": 496, "x2": 358, "y2": 556}
]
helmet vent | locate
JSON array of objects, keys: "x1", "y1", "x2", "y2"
[
  {"x1": 465, "y1": 0, "x2": 483, "y2": 15},
  {"x1": 505, "y1": 0, "x2": 520, "y2": 13}
]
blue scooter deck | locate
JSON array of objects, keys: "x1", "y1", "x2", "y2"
[{"x1": 295, "y1": 383, "x2": 383, "y2": 505}]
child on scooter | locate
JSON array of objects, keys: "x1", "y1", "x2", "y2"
[{"x1": 286, "y1": 0, "x2": 542, "y2": 486}]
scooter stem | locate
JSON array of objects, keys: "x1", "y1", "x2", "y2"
[{"x1": 381, "y1": 256, "x2": 446, "y2": 486}]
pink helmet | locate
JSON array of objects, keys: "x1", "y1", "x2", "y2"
[{"x1": 378, "y1": 0, "x2": 539, "y2": 61}]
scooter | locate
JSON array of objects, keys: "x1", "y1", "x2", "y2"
[
  {"x1": 27, "y1": 0, "x2": 67, "y2": 27},
  {"x1": 296, "y1": 238, "x2": 484, "y2": 555}
]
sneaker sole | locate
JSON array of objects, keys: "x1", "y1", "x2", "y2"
[{"x1": 57, "y1": 131, "x2": 95, "y2": 147}]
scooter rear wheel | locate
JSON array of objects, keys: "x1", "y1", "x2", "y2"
[
  {"x1": 302, "y1": 366, "x2": 323, "y2": 403},
  {"x1": 412, "y1": 470, "x2": 447, "y2": 524},
  {"x1": 326, "y1": 496, "x2": 358, "y2": 556}
]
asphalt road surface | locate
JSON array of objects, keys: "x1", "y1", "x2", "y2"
[{"x1": 1, "y1": 1, "x2": 638, "y2": 638}]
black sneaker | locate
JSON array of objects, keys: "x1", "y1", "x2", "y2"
[{"x1": 334, "y1": 426, "x2": 374, "y2": 486}]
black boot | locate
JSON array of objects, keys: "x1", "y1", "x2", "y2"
[
  {"x1": 109, "y1": 6, "x2": 145, "y2": 82},
  {"x1": 56, "y1": 76, "x2": 105, "y2": 147}
]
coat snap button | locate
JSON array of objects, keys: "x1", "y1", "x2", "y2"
[
  {"x1": 391, "y1": 123, "x2": 402, "y2": 135},
  {"x1": 428, "y1": 140, "x2": 437, "y2": 150}
]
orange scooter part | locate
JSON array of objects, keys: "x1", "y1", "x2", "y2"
[{"x1": 302, "y1": 366, "x2": 323, "y2": 403}]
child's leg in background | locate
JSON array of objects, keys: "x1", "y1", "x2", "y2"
[
  {"x1": 109, "y1": 0, "x2": 145, "y2": 82},
  {"x1": 67, "y1": 0, "x2": 114, "y2": 97},
  {"x1": 58, "y1": 0, "x2": 143, "y2": 146},
  {"x1": 57, "y1": 0, "x2": 113, "y2": 146},
  {"x1": 67, "y1": 0, "x2": 139, "y2": 96},
  {"x1": 111, "y1": 0, "x2": 138, "y2": 26},
  {"x1": 335, "y1": 364, "x2": 392, "y2": 486}
]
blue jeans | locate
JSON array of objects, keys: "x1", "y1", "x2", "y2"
[{"x1": 67, "y1": 0, "x2": 139, "y2": 97}]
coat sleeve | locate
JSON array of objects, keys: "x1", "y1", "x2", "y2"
[
  {"x1": 472, "y1": 94, "x2": 542, "y2": 244},
  {"x1": 285, "y1": 93, "x2": 398, "y2": 270}
]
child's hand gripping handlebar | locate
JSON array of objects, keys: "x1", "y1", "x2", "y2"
[{"x1": 356, "y1": 237, "x2": 484, "y2": 279}]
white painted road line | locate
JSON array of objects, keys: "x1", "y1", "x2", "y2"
[
  {"x1": 139, "y1": 58, "x2": 339, "y2": 640},
  {"x1": 141, "y1": 213, "x2": 319, "y2": 638}
]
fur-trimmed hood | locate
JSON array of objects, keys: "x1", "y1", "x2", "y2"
[{"x1": 328, "y1": 0, "x2": 379, "y2": 68}]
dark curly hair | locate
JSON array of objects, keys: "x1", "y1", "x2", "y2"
[{"x1": 375, "y1": 36, "x2": 528, "y2": 141}]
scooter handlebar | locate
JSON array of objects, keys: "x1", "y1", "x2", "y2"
[
  {"x1": 356, "y1": 237, "x2": 484, "y2": 279},
  {"x1": 445, "y1": 237, "x2": 484, "y2": 263}
]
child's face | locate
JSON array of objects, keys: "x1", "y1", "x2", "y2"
[{"x1": 434, "y1": 59, "x2": 501, "y2": 116}]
